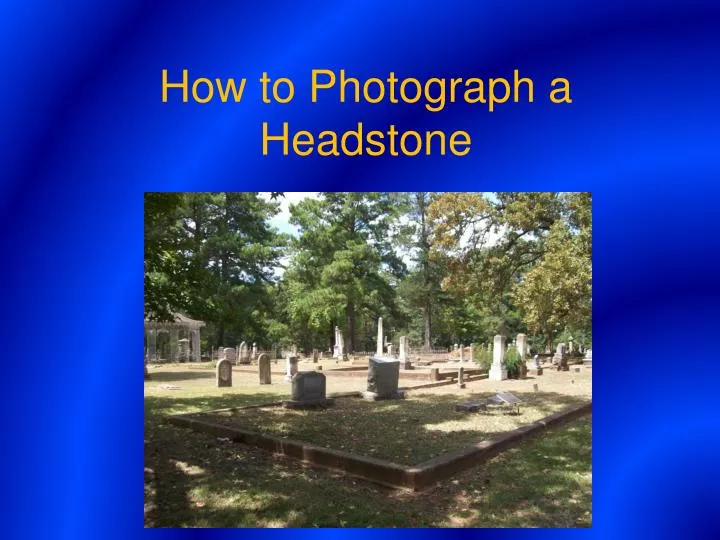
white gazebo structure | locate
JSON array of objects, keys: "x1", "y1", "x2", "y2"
[{"x1": 144, "y1": 312, "x2": 205, "y2": 362}]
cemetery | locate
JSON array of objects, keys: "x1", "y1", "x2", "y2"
[{"x1": 145, "y1": 192, "x2": 592, "y2": 527}]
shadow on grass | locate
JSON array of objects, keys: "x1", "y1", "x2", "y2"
[
  {"x1": 185, "y1": 390, "x2": 587, "y2": 466},
  {"x1": 145, "y1": 385, "x2": 591, "y2": 527},
  {"x1": 146, "y1": 370, "x2": 216, "y2": 382}
]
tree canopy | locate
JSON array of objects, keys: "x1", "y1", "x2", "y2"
[{"x1": 144, "y1": 192, "x2": 591, "y2": 353}]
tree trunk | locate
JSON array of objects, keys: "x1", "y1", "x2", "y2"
[
  {"x1": 347, "y1": 301, "x2": 355, "y2": 353},
  {"x1": 547, "y1": 329, "x2": 554, "y2": 355},
  {"x1": 423, "y1": 304, "x2": 431, "y2": 350},
  {"x1": 217, "y1": 325, "x2": 225, "y2": 349}
]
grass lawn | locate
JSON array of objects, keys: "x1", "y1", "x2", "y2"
[
  {"x1": 199, "y1": 392, "x2": 587, "y2": 465},
  {"x1": 145, "y1": 365, "x2": 591, "y2": 527}
]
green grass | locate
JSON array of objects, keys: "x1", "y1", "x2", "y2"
[
  {"x1": 145, "y1": 367, "x2": 591, "y2": 527},
  {"x1": 201, "y1": 392, "x2": 586, "y2": 465}
]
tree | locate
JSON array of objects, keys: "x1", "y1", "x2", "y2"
[
  {"x1": 396, "y1": 193, "x2": 447, "y2": 350},
  {"x1": 511, "y1": 221, "x2": 591, "y2": 351},
  {"x1": 284, "y1": 193, "x2": 405, "y2": 352},
  {"x1": 144, "y1": 192, "x2": 286, "y2": 347},
  {"x1": 144, "y1": 192, "x2": 186, "y2": 320}
]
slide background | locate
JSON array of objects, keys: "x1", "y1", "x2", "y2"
[{"x1": 2, "y1": 0, "x2": 720, "y2": 537}]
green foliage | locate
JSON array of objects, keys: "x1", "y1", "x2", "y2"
[
  {"x1": 473, "y1": 347, "x2": 493, "y2": 371},
  {"x1": 503, "y1": 347, "x2": 523, "y2": 378},
  {"x1": 144, "y1": 191, "x2": 591, "y2": 356}
]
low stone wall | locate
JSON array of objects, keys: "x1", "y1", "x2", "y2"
[{"x1": 168, "y1": 400, "x2": 591, "y2": 491}]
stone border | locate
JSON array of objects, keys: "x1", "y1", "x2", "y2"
[{"x1": 168, "y1": 399, "x2": 591, "y2": 491}]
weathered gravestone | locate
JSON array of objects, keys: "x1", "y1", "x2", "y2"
[
  {"x1": 216, "y1": 358, "x2": 232, "y2": 387},
  {"x1": 583, "y1": 349, "x2": 592, "y2": 366},
  {"x1": 258, "y1": 353, "x2": 271, "y2": 384},
  {"x1": 553, "y1": 343, "x2": 569, "y2": 371},
  {"x1": 362, "y1": 357, "x2": 405, "y2": 401},
  {"x1": 237, "y1": 341, "x2": 250, "y2": 364},
  {"x1": 312, "y1": 348, "x2": 319, "y2": 363},
  {"x1": 457, "y1": 366, "x2": 466, "y2": 389},
  {"x1": 222, "y1": 347, "x2": 236, "y2": 364},
  {"x1": 489, "y1": 335, "x2": 508, "y2": 381},
  {"x1": 399, "y1": 336, "x2": 412, "y2": 369},
  {"x1": 488, "y1": 391, "x2": 523, "y2": 414},
  {"x1": 516, "y1": 333, "x2": 527, "y2": 358},
  {"x1": 455, "y1": 400, "x2": 487, "y2": 413},
  {"x1": 530, "y1": 354, "x2": 544, "y2": 376},
  {"x1": 283, "y1": 371, "x2": 334, "y2": 409},
  {"x1": 284, "y1": 356, "x2": 299, "y2": 382}
]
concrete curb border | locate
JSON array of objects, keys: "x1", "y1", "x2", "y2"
[{"x1": 168, "y1": 400, "x2": 591, "y2": 491}]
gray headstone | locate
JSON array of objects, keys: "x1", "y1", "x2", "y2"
[
  {"x1": 283, "y1": 371, "x2": 334, "y2": 408},
  {"x1": 216, "y1": 358, "x2": 232, "y2": 387},
  {"x1": 495, "y1": 391, "x2": 522, "y2": 405},
  {"x1": 222, "y1": 347, "x2": 236, "y2": 363},
  {"x1": 455, "y1": 400, "x2": 487, "y2": 412},
  {"x1": 366, "y1": 357, "x2": 400, "y2": 397},
  {"x1": 285, "y1": 356, "x2": 298, "y2": 382},
  {"x1": 258, "y1": 353, "x2": 271, "y2": 384},
  {"x1": 292, "y1": 371, "x2": 327, "y2": 402}
]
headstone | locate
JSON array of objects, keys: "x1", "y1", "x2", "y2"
[
  {"x1": 363, "y1": 357, "x2": 405, "y2": 400},
  {"x1": 178, "y1": 338, "x2": 190, "y2": 362},
  {"x1": 252, "y1": 342, "x2": 257, "y2": 360},
  {"x1": 312, "y1": 348, "x2": 319, "y2": 363},
  {"x1": 216, "y1": 358, "x2": 232, "y2": 387},
  {"x1": 457, "y1": 366, "x2": 466, "y2": 389},
  {"x1": 376, "y1": 317, "x2": 384, "y2": 357},
  {"x1": 583, "y1": 349, "x2": 592, "y2": 365},
  {"x1": 489, "y1": 335, "x2": 507, "y2": 381},
  {"x1": 258, "y1": 353, "x2": 271, "y2": 384},
  {"x1": 516, "y1": 333, "x2": 527, "y2": 358},
  {"x1": 455, "y1": 400, "x2": 487, "y2": 412},
  {"x1": 222, "y1": 347, "x2": 236, "y2": 364},
  {"x1": 429, "y1": 368, "x2": 440, "y2": 381},
  {"x1": 238, "y1": 341, "x2": 249, "y2": 364},
  {"x1": 530, "y1": 354, "x2": 544, "y2": 376},
  {"x1": 488, "y1": 391, "x2": 523, "y2": 413},
  {"x1": 399, "y1": 336, "x2": 411, "y2": 369},
  {"x1": 283, "y1": 371, "x2": 334, "y2": 409},
  {"x1": 553, "y1": 343, "x2": 569, "y2": 371},
  {"x1": 333, "y1": 326, "x2": 345, "y2": 358},
  {"x1": 459, "y1": 344, "x2": 465, "y2": 362},
  {"x1": 284, "y1": 356, "x2": 298, "y2": 382},
  {"x1": 386, "y1": 344, "x2": 393, "y2": 357}
]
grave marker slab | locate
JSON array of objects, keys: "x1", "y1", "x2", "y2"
[
  {"x1": 455, "y1": 400, "x2": 487, "y2": 413},
  {"x1": 216, "y1": 358, "x2": 232, "y2": 387},
  {"x1": 283, "y1": 371, "x2": 334, "y2": 409},
  {"x1": 258, "y1": 353, "x2": 271, "y2": 384},
  {"x1": 362, "y1": 357, "x2": 405, "y2": 401}
]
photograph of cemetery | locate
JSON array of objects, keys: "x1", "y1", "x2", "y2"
[{"x1": 144, "y1": 192, "x2": 592, "y2": 528}]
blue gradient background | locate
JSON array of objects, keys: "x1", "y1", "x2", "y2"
[{"x1": 2, "y1": 0, "x2": 720, "y2": 537}]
